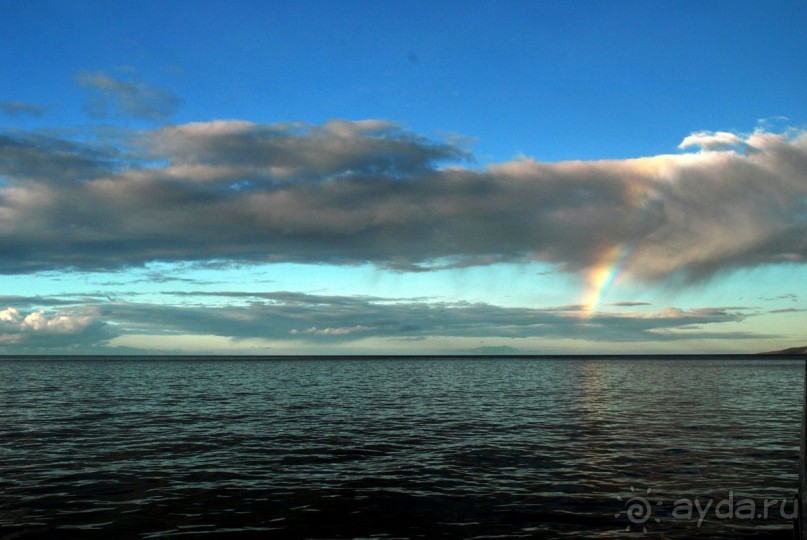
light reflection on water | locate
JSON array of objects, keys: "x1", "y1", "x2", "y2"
[{"x1": 0, "y1": 356, "x2": 801, "y2": 538}]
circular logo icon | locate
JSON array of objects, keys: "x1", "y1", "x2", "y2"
[{"x1": 616, "y1": 486, "x2": 662, "y2": 533}]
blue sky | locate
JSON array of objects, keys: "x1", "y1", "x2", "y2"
[{"x1": 1, "y1": 0, "x2": 805, "y2": 354}]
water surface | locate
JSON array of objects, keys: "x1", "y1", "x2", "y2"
[{"x1": 0, "y1": 356, "x2": 801, "y2": 538}]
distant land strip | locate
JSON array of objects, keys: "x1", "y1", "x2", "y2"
[{"x1": 762, "y1": 346, "x2": 807, "y2": 354}]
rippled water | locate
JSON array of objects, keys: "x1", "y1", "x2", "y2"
[{"x1": 0, "y1": 356, "x2": 801, "y2": 538}]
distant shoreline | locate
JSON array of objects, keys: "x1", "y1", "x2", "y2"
[
  {"x1": 761, "y1": 346, "x2": 807, "y2": 355},
  {"x1": 0, "y1": 353, "x2": 804, "y2": 359}
]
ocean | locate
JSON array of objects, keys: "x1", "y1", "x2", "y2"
[{"x1": 0, "y1": 355, "x2": 802, "y2": 538}]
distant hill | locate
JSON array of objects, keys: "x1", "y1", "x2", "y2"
[{"x1": 761, "y1": 346, "x2": 807, "y2": 354}]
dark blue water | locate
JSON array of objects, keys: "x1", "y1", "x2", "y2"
[{"x1": 0, "y1": 356, "x2": 801, "y2": 538}]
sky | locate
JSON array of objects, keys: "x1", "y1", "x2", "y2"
[{"x1": 1, "y1": 0, "x2": 806, "y2": 355}]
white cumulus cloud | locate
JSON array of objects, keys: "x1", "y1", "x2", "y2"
[
  {"x1": 678, "y1": 131, "x2": 751, "y2": 152},
  {"x1": 0, "y1": 307, "x2": 97, "y2": 334}
]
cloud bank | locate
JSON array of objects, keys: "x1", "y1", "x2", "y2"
[
  {"x1": 1, "y1": 120, "x2": 805, "y2": 282},
  {"x1": 0, "y1": 285, "x2": 785, "y2": 353},
  {"x1": 130, "y1": 293, "x2": 751, "y2": 342}
]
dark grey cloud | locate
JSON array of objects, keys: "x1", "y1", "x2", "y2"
[
  {"x1": 0, "y1": 101, "x2": 47, "y2": 117},
  {"x1": 96, "y1": 292, "x2": 758, "y2": 344},
  {"x1": 0, "y1": 120, "x2": 806, "y2": 281},
  {"x1": 769, "y1": 307, "x2": 804, "y2": 314},
  {"x1": 760, "y1": 293, "x2": 798, "y2": 302},
  {"x1": 74, "y1": 71, "x2": 181, "y2": 120},
  {"x1": 0, "y1": 293, "x2": 117, "y2": 308},
  {"x1": 0, "y1": 130, "x2": 117, "y2": 182}
]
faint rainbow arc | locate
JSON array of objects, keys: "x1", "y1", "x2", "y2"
[
  {"x1": 580, "y1": 244, "x2": 635, "y2": 319},
  {"x1": 577, "y1": 154, "x2": 672, "y2": 318}
]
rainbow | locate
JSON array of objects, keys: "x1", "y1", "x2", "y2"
[
  {"x1": 580, "y1": 244, "x2": 634, "y2": 319},
  {"x1": 575, "y1": 154, "x2": 677, "y2": 318}
]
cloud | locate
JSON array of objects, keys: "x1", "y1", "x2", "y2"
[
  {"x1": 0, "y1": 294, "x2": 103, "y2": 307},
  {"x1": 460, "y1": 345, "x2": 522, "y2": 355},
  {"x1": 0, "y1": 306, "x2": 97, "y2": 333},
  {"x1": 0, "y1": 130, "x2": 116, "y2": 184},
  {"x1": 95, "y1": 292, "x2": 758, "y2": 344},
  {"x1": 0, "y1": 101, "x2": 46, "y2": 117},
  {"x1": 290, "y1": 325, "x2": 372, "y2": 336},
  {"x1": 759, "y1": 293, "x2": 797, "y2": 302},
  {"x1": 0, "y1": 290, "x2": 776, "y2": 353},
  {"x1": 74, "y1": 71, "x2": 181, "y2": 120},
  {"x1": 144, "y1": 119, "x2": 462, "y2": 180},
  {"x1": 678, "y1": 131, "x2": 751, "y2": 153},
  {"x1": 0, "y1": 306, "x2": 109, "y2": 350},
  {"x1": 0, "y1": 121, "x2": 806, "y2": 282}
]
